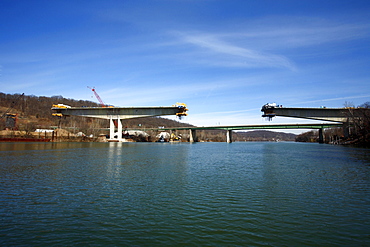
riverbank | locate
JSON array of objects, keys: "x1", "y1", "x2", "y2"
[{"x1": 0, "y1": 129, "x2": 105, "y2": 142}]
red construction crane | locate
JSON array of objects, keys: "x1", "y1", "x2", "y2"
[{"x1": 88, "y1": 87, "x2": 106, "y2": 107}]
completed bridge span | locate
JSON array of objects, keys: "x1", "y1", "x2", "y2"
[{"x1": 145, "y1": 123, "x2": 343, "y2": 143}]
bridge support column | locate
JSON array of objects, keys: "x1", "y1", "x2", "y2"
[
  {"x1": 117, "y1": 117, "x2": 122, "y2": 141},
  {"x1": 318, "y1": 128, "x2": 324, "y2": 144},
  {"x1": 109, "y1": 116, "x2": 124, "y2": 141},
  {"x1": 189, "y1": 129, "x2": 197, "y2": 142},
  {"x1": 343, "y1": 122, "x2": 350, "y2": 139},
  {"x1": 226, "y1": 130, "x2": 233, "y2": 143},
  {"x1": 109, "y1": 117, "x2": 115, "y2": 140}
]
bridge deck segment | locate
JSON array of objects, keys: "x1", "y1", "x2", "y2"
[
  {"x1": 261, "y1": 105, "x2": 369, "y2": 123},
  {"x1": 147, "y1": 123, "x2": 343, "y2": 143},
  {"x1": 52, "y1": 106, "x2": 187, "y2": 119},
  {"x1": 152, "y1": 123, "x2": 343, "y2": 131},
  {"x1": 52, "y1": 105, "x2": 187, "y2": 141}
]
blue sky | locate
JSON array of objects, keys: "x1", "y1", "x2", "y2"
[{"x1": 1, "y1": 0, "x2": 370, "y2": 129}]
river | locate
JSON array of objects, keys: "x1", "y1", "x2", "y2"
[{"x1": 1, "y1": 142, "x2": 369, "y2": 246}]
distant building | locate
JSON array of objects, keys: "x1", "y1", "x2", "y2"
[{"x1": 35, "y1": 129, "x2": 54, "y2": 133}]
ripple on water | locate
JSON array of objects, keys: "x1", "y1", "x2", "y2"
[{"x1": 0, "y1": 142, "x2": 369, "y2": 246}]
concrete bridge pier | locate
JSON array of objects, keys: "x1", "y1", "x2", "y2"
[
  {"x1": 189, "y1": 129, "x2": 197, "y2": 142},
  {"x1": 109, "y1": 116, "x2": 123, "y2": 141},
  {"x1": 226, "y1": 130, "x2": 233, "y2": 143},
  {"x1": 343, "y1": 122, "x2": 350, "y2": 139},
  {"x1": 318, "y1": 128, "x2": 324, "y2": 144},
  {"x1": 117, "y1": 117, "x2": 123, "y2": 141},
  {"x1": 109, "y1": 117, "x2": 115, "y2": 140}
]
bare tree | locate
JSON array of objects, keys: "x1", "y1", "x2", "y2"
[{"x1": 344, "y1": 102, "x2": 370, "y2": 145}]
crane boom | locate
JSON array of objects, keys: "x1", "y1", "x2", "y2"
[
  {"x1": 1, "y1": 93, "x2": 24, "y2": 118},
  {"x1": 88, "y1": 87, "x2": 105, "y2": 107}
]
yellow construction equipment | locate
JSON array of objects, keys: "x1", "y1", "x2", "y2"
[
  {"x1": 174, "y1": 103, "x2": 188, "y2": 118},
  {"x1": 52, "y1": 104, "x2": 71, "y2": 108}
]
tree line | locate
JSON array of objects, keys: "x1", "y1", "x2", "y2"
[
  {"x1": 2, "y1": 92, "x2": 368, "y2": 144},
  {"x1": 296, "y1": 102, "x2": 370, "y2": 146},
  {"x1": 0, "y1": 92, "x2": 194, "y2": 139}
]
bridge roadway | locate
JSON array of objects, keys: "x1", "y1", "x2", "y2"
[
  {"x1": 260, "y1": 104, "x2": 370, "y2": 139},
  {"x1": 52, "y1": 105, "x2": 188, "y2": 141},
  {"x1": 145, "y1": 123, "x2": 343, "y2": 143},
  {"x1": 52, "y1": 104, "x2": 346, "y2": 143},
  {"x1": 261, "y1": 104, "x2": 370, "y2": 123},
  {"x1": 52, "y1": 106, "x2": 187, "y2": 119}
]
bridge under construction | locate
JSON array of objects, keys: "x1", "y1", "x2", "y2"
[
  {"x1": 52, "y1": 104, "x2": 188, "y2": 141},
  {"x1": 52, "y1": 102, "x2": 367, "y2": 143},
  {"x1": 260, "y1": 103, "x2": 367, "y2": 123}
]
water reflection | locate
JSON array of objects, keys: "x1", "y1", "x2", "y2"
[{"x1": 104, "y1": 143, "x2": 191, "y2": 195}]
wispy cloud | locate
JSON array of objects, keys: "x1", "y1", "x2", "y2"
[
  {"x1": 101, "y1": 80, "x2": 236, "y2": 106},
  {"x1": 171, "y1": 31, "x2": 296, "y2": 70},
  {"x1": 247, "y1": 19, "x2": 370, "y2": 48},
  {"x1": 292, "y1": 95, "x2": 370, "y2": 106},
  {"x1": 165, "y1": 17, "x2": 370, "y2": 72}
]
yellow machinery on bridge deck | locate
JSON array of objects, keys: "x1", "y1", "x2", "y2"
[{"x1": 51, "y1": 103, "x2": 188, "y2": 142}]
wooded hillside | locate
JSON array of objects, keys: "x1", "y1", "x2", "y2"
[
  {"x1": 0, "y1": 92, "x2": 193, "y2": 136},
  {"x1": 235, "y1": 130, "x2": 296, "y2": 142},
  {"x1": 0, "y1": 92, "x2": 317, "y2": 142}
]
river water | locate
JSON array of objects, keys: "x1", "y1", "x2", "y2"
[{"x1": 1, "y1": 142, "x2": 369, "y2": 246}]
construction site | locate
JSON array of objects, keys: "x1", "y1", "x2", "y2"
[
  {"x1": 1, "y1": 90, "x2": 369, "y2": 144},
  {"x1": 0, "y1": 90, "x2": 193, "y2": 142}
]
